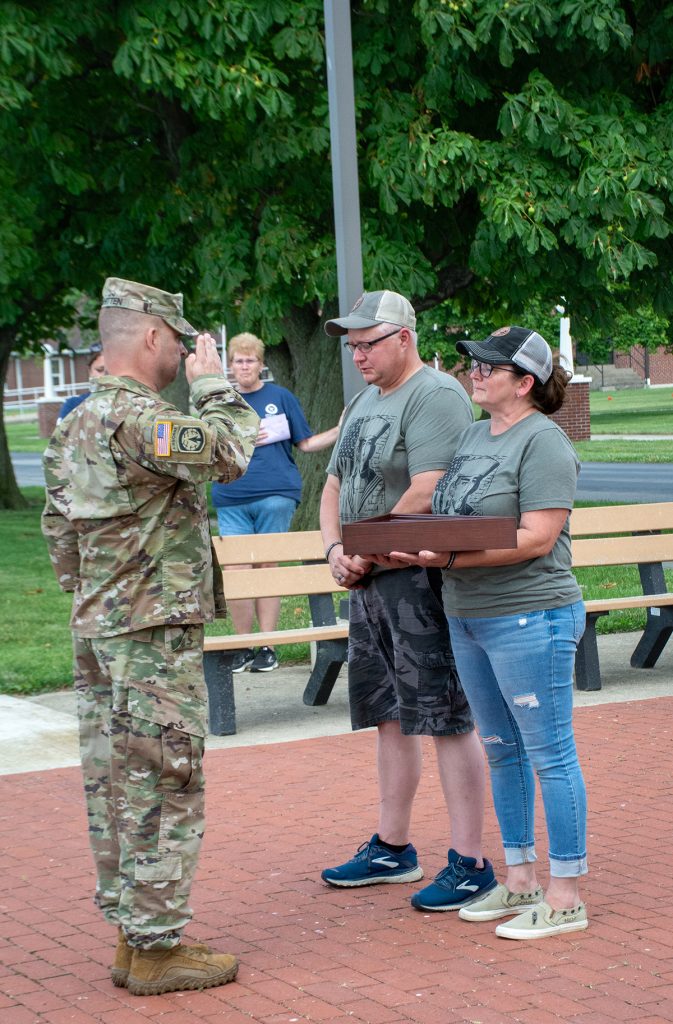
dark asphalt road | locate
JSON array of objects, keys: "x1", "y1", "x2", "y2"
[
  {"x1": 10, "y1": 451, "x2": 673, "y2": 501},
  {"x1": 575, "y1": 461, "x2": 673, "y2": 502},
  {"x1": 10, "y1": 452, "x2": 47, "y2": 488}
]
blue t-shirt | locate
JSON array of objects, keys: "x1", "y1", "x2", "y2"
[{"x1": 212, "y1": 382, "x2": 312, "y2": 506}]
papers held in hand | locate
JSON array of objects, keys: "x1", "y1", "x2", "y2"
[
  {"x1": 341, "y1": 514, "x2": 518, "y2": 555},
  {"x1": 256, "y1": 413, "x2": 291, "y2": 446}
]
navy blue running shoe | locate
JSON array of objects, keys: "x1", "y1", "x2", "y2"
[
  {"x1": 411, "y1": 849, "x2": 496, "y2": 911},
  {"x1": 322, "y1": 834, "x2": 424, "y2": 888}
]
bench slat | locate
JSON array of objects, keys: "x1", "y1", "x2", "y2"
[
  {"x1": 571, "y1": 501, "x2": 673, "y2": 536},
  {"x1": 204, "y1": 622, "x2": 348, "y2": 652},
  {"x1": 220, "y1": 563, "x2": 346, "y2": 600},
  {"x1": 213, "y1": 530, "x2": 325, "y2": 565},
  {"x1": 584, "y1": 593, "x2": 673, "y2": 613},
  {"x1": 572, "y1": 534, "x2": 673, "y2": 568}
]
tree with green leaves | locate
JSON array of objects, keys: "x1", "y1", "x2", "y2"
[{"x1": 2, "y1": 1, "x2": 672, "y2": 517}]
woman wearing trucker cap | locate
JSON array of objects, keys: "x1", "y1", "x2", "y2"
[{"x1": 388, "y1": 325, "x2": 588, "y2": 940}]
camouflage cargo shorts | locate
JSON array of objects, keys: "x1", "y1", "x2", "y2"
[{"x1": 347, "y1": 566, "x2": 474, "y2": 736}]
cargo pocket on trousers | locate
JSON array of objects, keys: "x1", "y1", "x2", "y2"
[
  {"x1": 156, "y1": 726, "x2": 204, "y2": 794},
  {"x1": 135, "y1": 853, "x2": 183, "y2": 883}
]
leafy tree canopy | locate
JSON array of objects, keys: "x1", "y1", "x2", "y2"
[
  {"x1": 2, "y1": 0, "x2": 673, "y2": 511},
  {"x1": 3, "y1": 0, "x2": 673, "y2": 335}
]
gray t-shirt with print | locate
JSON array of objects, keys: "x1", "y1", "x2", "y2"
[
  {"x1": 328, "y1": 366, "x2": 473, "y2": 524},
  {"x1": 432, "y1": 412, "x2": 583, "y2": 617}
]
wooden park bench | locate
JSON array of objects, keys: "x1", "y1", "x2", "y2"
[
  {"x1": 202, "y1": 502, "x2": 673, "y2": 730},
  {"x1": 570, "y1": 501, "x2": 673, "y2": 690},
  {"x1": 204, "y1": 531, "x2": 348, "y2": 735}
]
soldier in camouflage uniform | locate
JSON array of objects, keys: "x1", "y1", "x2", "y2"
[
  {"x1": 319, "y1": 291, "x2": 495, "y2": 912},
  {"x1": 42, "y1": 278, "x2": 260, "y2": 996}
]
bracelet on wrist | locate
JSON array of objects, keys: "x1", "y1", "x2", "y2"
[
  {"x1": 325, "y1": 540, "x2": 343, "y2": 560},
  {"x1": 443, "y1": 551, "x2": 456, "y2": 570}
]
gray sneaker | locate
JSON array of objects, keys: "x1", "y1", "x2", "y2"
[
  {"x1": 250, "y1": 646, "x2": 279, "y2": 672},
  {"x1": 459, "y1": 882, "x2": 543, "y2": 922},
  {"x1": 495, "y1": 900, "x2": 588, "y2": 940},
  {"x1": 231, "y1": 648, "x2": 255, "y2": 673}
]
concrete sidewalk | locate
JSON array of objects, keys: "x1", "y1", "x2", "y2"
[{"x1": 1, "y1": 631, "x2": 673, "y2": 775}]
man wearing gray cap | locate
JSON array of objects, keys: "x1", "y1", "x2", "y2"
[
  {"x1": 42, "y1": 278, "x2": 260, "y2": 994},
  {"x1": 319, "y1": 290, "x2": 494, "y2": 910}
]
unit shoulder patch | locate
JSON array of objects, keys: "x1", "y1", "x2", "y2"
[{"x1": 173, "y1": 424, "x2": 206, "y2": 454}]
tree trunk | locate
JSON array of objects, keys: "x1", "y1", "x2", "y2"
[
  {"x1": 265, "y1": 306, "x2": 345, "y2": 531},
  {"x1": 0, "y1": 331, "x2": 28, "y2": 510}
]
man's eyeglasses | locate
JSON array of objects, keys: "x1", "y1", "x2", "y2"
[
  {"x1": 344, "y1": 327, "x2": 400, "y2": 355},
  {"x1": 470, "y1": 360, "x2": 522, "y2": 378}
]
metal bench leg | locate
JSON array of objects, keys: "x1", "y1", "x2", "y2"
[
  {"x1": 203, "y1": 651, "x2": 237, "y2": 735},
  {"x1": 575, "y1": 612, "x2": 607, "y2": 691},
  {"x1": 303, "y1": 639, "x2": 348, "y2": 706},
  {"x1": 630, "y1": 608, "x2": 673, "y2": 668}
]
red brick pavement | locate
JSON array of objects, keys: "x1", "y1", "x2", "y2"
[{"x1": 1, "y1": 697, "x2": 673, "y2": 1024}]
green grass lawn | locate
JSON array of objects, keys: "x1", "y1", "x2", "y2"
[
  {"x1": 5, "y1": 419, "x2": 45, "y2": 452},
  {"x1": 0, "y1": 489, "x2": 74, "y2": 694},
  {"x1": 572, "y1": 440, "x2": 672, "y2": 462},
  {"x1": 589, "y1": 387, "x2": 673, "y2": 434},
  {"x1": 2, "y1": 487, "x2": 671, "y2": 696}
]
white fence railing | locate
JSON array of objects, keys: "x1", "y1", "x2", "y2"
[{"x1": 4, "y1": 383, "x2": 89, "y2": 414}]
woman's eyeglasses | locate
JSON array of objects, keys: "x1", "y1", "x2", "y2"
[{"x1": 470, "y1": 360, "x2": 521, "y2": 378}]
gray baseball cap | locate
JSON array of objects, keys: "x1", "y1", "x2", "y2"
[
  {"x1": 101, "y1": 277, "x2": 198, "y2": 337},
  {"x1": 324, "y1": 290, "x2": 416, "y2": 336},
  {"x1": 456, "y1": 326, "x2": 553, "y2": 384}
]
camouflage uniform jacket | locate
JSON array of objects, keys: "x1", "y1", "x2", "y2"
[{"x1": 42, "y1": 373, "x2": 259, "y2": 637}]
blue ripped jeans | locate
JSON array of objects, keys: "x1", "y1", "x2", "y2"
[{"x1": 447, "y1": 601, "x2": 588, "y2": 878}]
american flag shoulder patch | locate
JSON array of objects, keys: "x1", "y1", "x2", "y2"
[{"x1": 154, "y1": 420, "x2": 172, "y2": 457}]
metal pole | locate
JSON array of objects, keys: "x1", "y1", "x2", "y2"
[{"x1": 324, "y1": 0, "x2": 365, "y2": 404}]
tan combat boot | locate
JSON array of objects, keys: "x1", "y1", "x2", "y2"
[
  {"x1": 111, "y1": 930, "x2": 212, "y2": 989},
  {"x1": 111, "y1": 930, "x2": 133, "y2": 988},
  {"x1": 127, "y1": 943, "x2": 238, "y2": 996}
]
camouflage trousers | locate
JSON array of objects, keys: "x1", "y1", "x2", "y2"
[{"x1": 73, "y1": 624, "x2": 207, "y2": 950}]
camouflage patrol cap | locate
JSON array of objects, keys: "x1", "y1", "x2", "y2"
[{"x1": 101, "y1": 278, "x2": 198, "y2": 337}]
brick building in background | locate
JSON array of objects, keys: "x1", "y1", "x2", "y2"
[
  {"x1": 5, "y1": 344, "x2": 96, "y2": 414},
  {"x1": 614, "y1": 345, "x2": 673, "y2": 386}
]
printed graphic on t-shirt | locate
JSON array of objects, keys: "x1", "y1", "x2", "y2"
[
  {"x1": 336, "y1": 414, "x2": 394, "y2": 521},
  {"x1": 433, "y1": 454, "x2": 501, "y2": 516}
]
